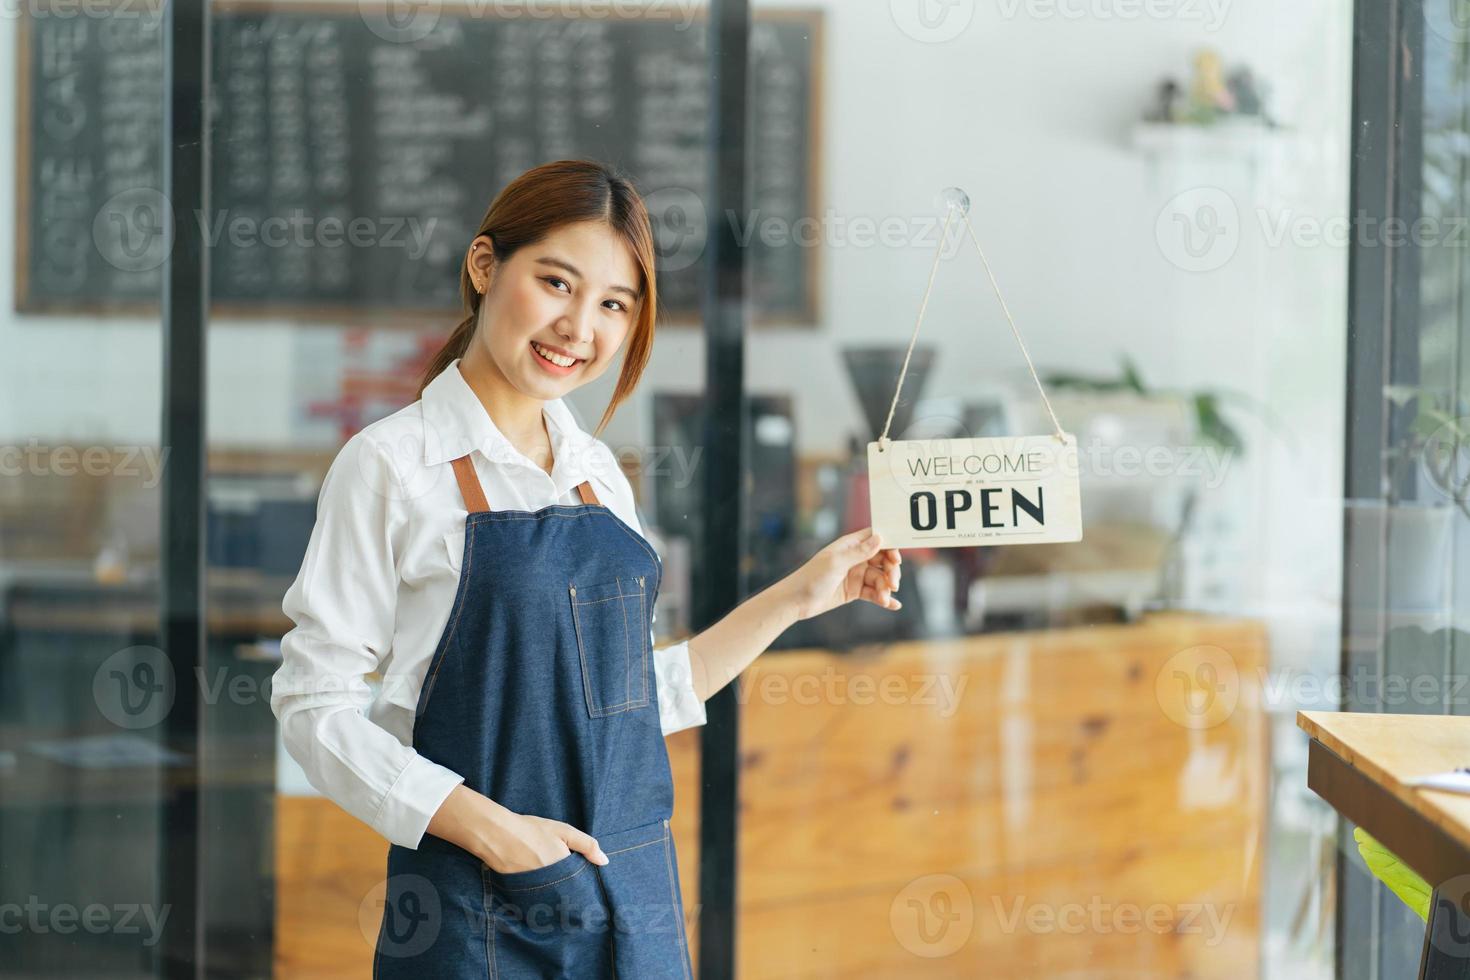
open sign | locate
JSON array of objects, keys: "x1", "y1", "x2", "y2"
[{"x1": 866, "y1": 433, "x2": 1084, "y2": 548}]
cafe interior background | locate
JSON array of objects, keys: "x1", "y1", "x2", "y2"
[{"x1": 1, "y1": 0, "x2": 1463, "y2": 975}]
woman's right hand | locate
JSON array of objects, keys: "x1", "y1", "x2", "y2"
[
  {"x1": 484, "y1": 811, "x2": 609, "y2": 873},
  {"x1": 426, "y1": 785, "x2": 608, "y2": 872}
]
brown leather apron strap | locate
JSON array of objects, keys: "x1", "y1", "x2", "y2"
[
  {"x1": 451, "y1": 455, "x2": 490, "y2": 513},
  {"x1": 451, "y1": 454, "x2": 602, "y2": 511}
]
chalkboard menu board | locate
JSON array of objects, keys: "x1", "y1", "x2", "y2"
[{"x1": 17, "y1": 3, "x2": 821, "y2": 324}]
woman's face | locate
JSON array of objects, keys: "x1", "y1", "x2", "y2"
[{"x1": 467, "y1": 220, "x2": 642, "y2": 403}]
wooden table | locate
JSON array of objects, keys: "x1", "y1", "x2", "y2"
[{"x1": 1298, "y1": 711, "x2": 1470, "y2": 978}]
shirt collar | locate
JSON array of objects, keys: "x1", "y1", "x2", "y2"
[{"x1": 420, "y1": 358, "x2": 602, "y2": 491}]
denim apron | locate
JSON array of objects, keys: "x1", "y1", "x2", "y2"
[{"x1": 373, "y1": 453, "x2": 694, "y2": 979}]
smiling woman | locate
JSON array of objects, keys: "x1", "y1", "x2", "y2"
[
  {"x1": 416, "y1": 160, "x2": 660, "y2": 443},
  {"x1": 270, "y1": 159, "x2": 901, "y2": 980}
]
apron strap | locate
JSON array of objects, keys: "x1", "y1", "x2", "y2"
[{"x1": 450, "y1": 454, "x2": 602, "y2": 512}]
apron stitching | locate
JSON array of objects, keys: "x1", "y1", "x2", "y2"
[
  {"x1": 589, "y1": 864, "x2": 620, "y2": 980},
  {"x1": 421, "y1": 517, "x2": 476, "y2": 716},
  {"x1": 570, "y1": 589, "x2": 602, "y2": 716},
  {"x1": 481, "y1": 868, "x2": 498, "y2": 980},
  {"x1": 616, "y1": 578, "x2": 634, "y2": 710},
  {"x1": 662, "y1": 829, "x2": 693, "y2": 979},
  {"x1": 571, "y1": 587, "x2": 650, "y2": 714},
  {"x1": 493, "y1": 861, "x2": 589, "y2": 893},
  {"x1": 476, "y1": 508, "x2": 659, "y2": 567},
  {"x1": 640, "y1": 588, "x2": 650, "y2": 703},
  {"x1": 603, "y1": 838, "x2": 663, "y2": 856}
]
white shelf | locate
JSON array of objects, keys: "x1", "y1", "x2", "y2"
[{"x1": 1130, "y1": 119, "x2": 1286, "y2": 159}]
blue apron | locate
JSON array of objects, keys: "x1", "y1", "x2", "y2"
[{"x1": 373, "y1": 453, "x2": 694, "y2": 979}]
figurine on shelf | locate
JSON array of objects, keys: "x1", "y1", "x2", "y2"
[
  {"x1": 1227, "y1": 66, "x2": 1273, "y2": 124},
  {"x1": 1186, "y1": 48, "x2": 1236, "y2": 121},
  {"x1": 1145, "y1": 78, "x2": 1184, "y2": 124},
  {"x1": 1142, "y1": 48, "x2": 1277, "y2": 128}
]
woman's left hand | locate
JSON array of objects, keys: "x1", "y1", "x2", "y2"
[{"x1": 781, "y1": 526, "x2": 903, "y2": 623}]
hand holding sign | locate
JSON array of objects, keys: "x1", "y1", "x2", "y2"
[
  {"x1": 780, "y1": 527, "x2": 903, "y2": 622},
  {"x1": 867, "y1": 188, "x2": 1084, "y2": 549}
]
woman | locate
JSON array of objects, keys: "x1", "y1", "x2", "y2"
[{"x1": 270, "y1": 159, "x2": 902, "y2": 979}]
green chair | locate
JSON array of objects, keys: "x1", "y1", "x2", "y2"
[{"x1": 1354, "y1": 826, "x2": 1430, "y2": 922}]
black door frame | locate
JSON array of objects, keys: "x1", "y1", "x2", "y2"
[
  {"x1": 157, "y1": 1, "x2": 752, "y2": 977},
  {"x1": 1340, "y1": 0, "x2": 1427, "y2": 976}
]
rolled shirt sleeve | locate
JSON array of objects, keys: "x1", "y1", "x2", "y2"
[
  {"x1": 651, "y1": 612, "x2": 707, "y2": 736},
  {"x1": 269, "y1": 433, "x2": 465, "y2": 850}
]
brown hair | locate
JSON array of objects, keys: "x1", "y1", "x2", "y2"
[{"x1": 417, "y1": 159, "x2": 659, "y2": 439}]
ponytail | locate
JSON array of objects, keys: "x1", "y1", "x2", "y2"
[
  {"x1": 415, "y1": 159, "x2": 659, "y2": 436},
  {"x1": 417, "y1": 308, "x2": 478, "y2": 398}
]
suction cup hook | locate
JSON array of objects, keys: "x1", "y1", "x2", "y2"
[{"x1": 935, "y1": 186, "x2": 971, "y2": 216}]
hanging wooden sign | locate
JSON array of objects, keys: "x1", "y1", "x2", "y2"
[
  {"x1": 865, "y1": 187, "x2": 1084, "y2": 550},
  {"x1": 867, "y1": 433, "x2": 1083, "y2": 548}
]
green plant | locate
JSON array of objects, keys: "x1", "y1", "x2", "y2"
[
  {"x1": 1042, "y1": 354, "x2": 1282, "y2": 457},
  {"x1": 1384, "y1": 384, "x2": 1470, "y2": 517}
]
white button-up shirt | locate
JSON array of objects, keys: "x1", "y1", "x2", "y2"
[{"x1": 269, "y1": 358, "x2": 706, "y2": 850}]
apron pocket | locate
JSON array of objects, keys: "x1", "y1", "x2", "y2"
[
  {"x1": 482, "y1": 850, "x2": 609, "y2": 974},
  {"x1": 595, "y1": 818, "x2": 692, "y2": 978},
  {"x1": 483, "y1": 848, "x2": 586, "y2": 892},
  {"x1": 568, "y1": 577, "x2": 651, "y2": 718}
]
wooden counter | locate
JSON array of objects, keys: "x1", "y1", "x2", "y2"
[{"x1": 277, "y1": 612, "x2": 1269, "y2": 978}]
